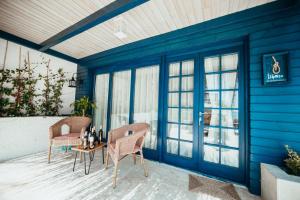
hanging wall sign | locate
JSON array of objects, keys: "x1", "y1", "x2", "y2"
[{"x1": 263, "y1": 52, "x2": 288, "y2": 85}]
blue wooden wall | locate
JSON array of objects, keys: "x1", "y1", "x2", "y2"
[{"x1": 77, "y1": 0, "x2": 300, "y2": 194}]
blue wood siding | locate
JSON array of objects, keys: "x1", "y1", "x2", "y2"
[
  {"x1": 77, "y1": 0, "x2": 300, "y2": 194},
  {"x1": 75, "y1": 65, "x2": 93, "y2": 99}
]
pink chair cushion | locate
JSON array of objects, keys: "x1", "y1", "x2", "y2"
[{"x1": 53, "y1": 133, "x2": 80, "y2": 140}]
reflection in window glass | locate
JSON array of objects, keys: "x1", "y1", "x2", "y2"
[
  {"x1": 168, "y1": 123, "x2": 179, "y2": 139},
  {"x1": 181, "y1": 109, "x2": 193, "y2": 124},
  {"x1": 169, "y1": 78, "x2": 179, "y2": 91},
  {"x1": 180, "y1": 125, "x2": 193, "y2": 141},
  {"x1": 169, "y1": 62, "x2": 180, "y2": 76},
  {"x1": 205, "y1": 74, "x2": 219, "y2": 90},
  {"x1": 205, "y1": 56, "x2": 219, "y2": 73},
  {"x1": 167, "y1": 139, "x2": 178, "y2": 154},
  {"x1": 205, "y1": 92, "x2": 219, "y2": 108},
  {"x1": 168, "y1": 108, "x2": 179, "y2": 122},
  {"x1": 93, "y1": 74, "x2": 109, "y2": 138},
  {"x1": 222, "y1": 91, "x2": 238, "y2": 108},
  {"x1": 180, "y1": 142, "x2": 193, "y2": 157},
  {"x1": 221, "y1": 148, "x2": 239, "y2": 167},
  {"x1": 182, "y1": 60, "x2": 194, "y2": 75},
  {"x1": 181, "y1": 76, "x2": 194, "y2": 91},
  {"x1": 204, "y1": 127, "x2": 219, "y2": 144},
  {"x1": 221, "y1": 53, "x2": 238, "y2": 71},
  {"x1": 204, "y1": 145, "x2": 219, "y2": 163},
  {"x1": 134, "y1": 66, "x2": 159, "y2": 149},
  {"x1": 168, "y1": 93, "x2": 179, "y2": 107},
  {"x1": 221, "y1": 129, "x2": 239, "y2": 148},
  {"x1": 221, "y1": 110, "x2": 238, "y2": 128},
  {"x1": 181, "y1": 92, "x2": 193, "y2": 107}
]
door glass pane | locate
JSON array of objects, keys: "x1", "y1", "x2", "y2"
[
  {"x1": 204, "y1": 145, "x2": 219, "y2": 163},
  {"x1": 181, "y1": 109, "x2": 193, "y2": 124},
  {"x1": 205, "y1": 74, "x2": 219, "y2": 90},
  {"x1": 221, "y1": 91, "x2": 238, "y2": 108},
  {"x1": 169, "y1": 77, "x2": 179, "y2": 91},
  {"x1": 168, "y1": 108, "x2": 179, "y2": 122},
  {"x1": 221, "y1": 148, "x2": 239, "y2": 167},
  {"x1": 181, "y1": 92, "x2": 193, "y2": 107},
  {"x1": 180, "y1": 125, "x2": 193, "y2": 141},
  {"x1": 221, "y1": 110, "x2": 238, "y2": 128},
  {"x1": 204, "y1": 109, "x2": 219, "y2": 126},
  {"x1": 110, "y1": 70, "x2": 131, "y2": 129},
  {"x1": 168, "y1": 93, "x2": 179, "y2": 107},
  {"x1": 181, "y1": 76, "x2": 193, "y2": 91},
  {"x1": 169, "y1": 62, "x2": 180, "y2": 76},
  {"x1": 221, "y1": 129, "x2": 239, "y2": 148},
  {"x1": 204, "y1": 92, "x2": 219, "y2": 108},
  {"x1": 204, "y1": 127, "x2": 219, "y2": 144},
  {"x1": 222, "y1": 72, "x2": 238, "y2": 89},
  {"x1": 167, "y1": 139, "x2": 178, "y2": 154},
  {"x1": 134, "y1": 65, "x2": 159, "y2": 149},
  {"x1": 221, "y1": 53, "x2": 238, "y2": 71},
  {"x1": 182, "y1": 60, "x2": 194, "y2": 75},
  {"x1": 93, "y1": 74, "x2": 109, "y2": 138},
  {"x1": 168, "y1": 123, "x2": 179, "y2": 139},
  {"x1": 180, "y1": 142, "x2": 193, "y2": 157},
  {"x1": 204, "y1": 56, "x2": 219, "y2": 72}
]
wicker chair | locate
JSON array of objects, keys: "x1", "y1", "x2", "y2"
[
  {"x1": 48, "y1": 116, "x2": 91, "y2": 163},
  {"x1": 105, "y1": 123, "x2": 150, "y2": 188}
]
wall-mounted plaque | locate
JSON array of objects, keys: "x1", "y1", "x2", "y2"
[{"x1": 263, "y1": 52, "x2": 288, "y2": 85}]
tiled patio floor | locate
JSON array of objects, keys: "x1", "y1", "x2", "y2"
[{"x1": 0, "y1": 150, "x2": 260, "y2": 200}]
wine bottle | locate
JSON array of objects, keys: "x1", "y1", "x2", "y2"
[
  {"x1": 83, "y1": 131, "x2": 88, "y2": 149},
  {"x1": 99, "y1": 125, "x2": 103, "y2": 143}
]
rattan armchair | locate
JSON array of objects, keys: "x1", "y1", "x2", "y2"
[{"x1": 48, "y1": 116, "x2": 91, "y2": 163}]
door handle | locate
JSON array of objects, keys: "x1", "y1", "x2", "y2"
[{"x1": 199, "y1": 112, "x2": 208, "y2": 126}]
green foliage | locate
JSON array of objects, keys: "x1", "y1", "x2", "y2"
[
  {"x1": 0, "y1": 69, "x2": 14, "y2": 117},
  {"x1": 284, "y1": 145, "x2": 300, "y2": 176},
  {"x1": 39, "y1": 58, "x2": 67, "y2": 116},
  {"x1": 70, "y1": 96, "x2": 96, "y2": 117}
]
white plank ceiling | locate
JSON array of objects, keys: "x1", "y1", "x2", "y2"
[{"x1": 0, "y1": 0, "x2": 274, "y2": 59}]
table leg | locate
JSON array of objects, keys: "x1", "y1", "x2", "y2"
[
  {"x1": 84, "y1": 152, "x2": 93, "y2": 175},
  {"x1": 73, "y1": 152, "x2": 78, "y2": 172},
  {"x1": 102, "y1": 146, "x2": 104, "y2": 164}
]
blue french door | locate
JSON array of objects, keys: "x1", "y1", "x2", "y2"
[
  {"x1": 198, "y1": 48, "x2": 245, "y2": 183},
  {"x1": 163, "y1": 47, "x2": 245, "y2": 183},
  {"x1": 163, "y1": 58, "x2": 198, "y2": 169}
]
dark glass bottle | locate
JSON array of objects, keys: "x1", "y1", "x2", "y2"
[{"x1": 99, "y1": 125, "x2": 103, "y2": 143}]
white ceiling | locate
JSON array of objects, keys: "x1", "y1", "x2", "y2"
[{"x1": 0, "y1": 0, "x2": 274, "y2": 59}]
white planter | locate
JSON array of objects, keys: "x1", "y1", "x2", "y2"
[
  {"x1": 261, "y1": 163, "x2": 300, "y2": 200},
  {"x1": 0, "y1": 116, "x2": 65, "y2": 162}
]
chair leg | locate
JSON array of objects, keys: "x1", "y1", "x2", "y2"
[
  {"x1": 79, "y1": 152, "x2": 83, "y2": 163},
  {"x1": 113, "y1": 162, "x2": 118, "y2": 188},
  {"x1": 48, "y1": 145, "x2": 52, "y2": 164},
  {"x1": 133, "y1": 153, "x2": 136, "y2": 165},
  {"x1": 140, "y1": 151, "x2": 148, "y2": 177},
  {"x1": 105, "y1": 151, "x2": 109, "y2": 169}
]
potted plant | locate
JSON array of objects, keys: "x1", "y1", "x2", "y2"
[
  {"x1": 70, "y1": 96, "x2": 96, "y2": 117},
  {"x1": 261, "y1": 145, "x2": 300, "y2": 200}
]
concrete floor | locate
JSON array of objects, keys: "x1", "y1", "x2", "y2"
[{"x1": 0, "y1": 149, "x2": 261, "y2": 200}]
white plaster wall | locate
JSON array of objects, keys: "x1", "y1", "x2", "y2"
[
  {"x1": 261, "y1": 163, "x2": 300, "y2": 200},
  {"x1": 0, "y1": 38, "x2": 77, "y2": 115},
  {"x1": 0, "y1": 117, "x2": 65, "y2": 162}
]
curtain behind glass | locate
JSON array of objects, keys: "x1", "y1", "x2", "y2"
[
  {"x1": 93, "y1": 74, "x2": 109, "y2": 138},
  {"x1": 134, "y1": 65, "x2": 159, "y2": 149},
  {"x1": 110, "y1": 70, "x2": 131, "y2": 129}
]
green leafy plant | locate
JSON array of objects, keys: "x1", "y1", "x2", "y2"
[
  {"x1": 0, "y1": 69, "x2": 14, "y2": 117},
  {"x1": 70, "y1": 96, "x2": 96, "y2": 117},
  {"x1": 39, "y1": 58, "x2": 66, "y2": 116},
  {"x1": 284, "y1": 145, "x2": 300, "y2": 176}
]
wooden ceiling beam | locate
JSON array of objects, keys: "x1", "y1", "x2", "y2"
[{"x1": 39, "y1": 0, "x2": 149, "y2": 52}]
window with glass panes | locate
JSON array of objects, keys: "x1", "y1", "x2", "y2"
[
  {"x1": 167, "y1": 60, "x2": 194, "y2": 158},
  {"x1": 203, "y1": 53, "x2": 239, "y2": 168}
]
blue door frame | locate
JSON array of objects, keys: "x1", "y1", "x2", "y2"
[{"x1": 91, "y1": 39, "x2": 248, "y2": 185}]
